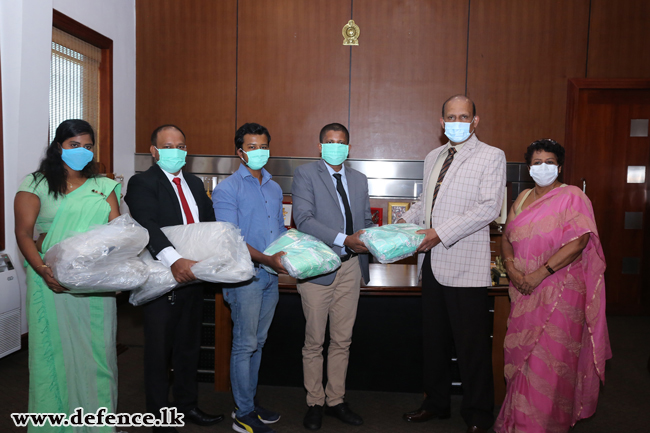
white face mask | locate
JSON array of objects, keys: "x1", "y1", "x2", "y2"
[{"x1": 529, "y1": 163, "x2": 558, "y2": 187}]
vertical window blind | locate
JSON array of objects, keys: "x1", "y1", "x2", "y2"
[{"x1": 49, "y1": 28, "x2": 101, "y2": 152}]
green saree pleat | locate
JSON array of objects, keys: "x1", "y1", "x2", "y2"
[{"x1": 27, "y1": 178, "x2": 120, "y2": 432}]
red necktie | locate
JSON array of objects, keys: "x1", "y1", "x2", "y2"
[{"x1": 172, "y1": 177, "x2": 195, "y2": 224}]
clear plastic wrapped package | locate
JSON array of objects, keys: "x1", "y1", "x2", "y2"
[
  {"x1": 359, "y1": 223, "x2": 425, "y2": 264},
  {"x1": 129, "y1": 222, "x2": 255, "y2": 306},
  {"x1": 262, "y1": 229, "x2": 341, "y2": 279},
  {"x1": 44, "y1": 214, "x2": 150, "y2": 293}
]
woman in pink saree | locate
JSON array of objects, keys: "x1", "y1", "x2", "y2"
[{"x1": 495, "y1": 139, "x2": 611, "y2": 433}]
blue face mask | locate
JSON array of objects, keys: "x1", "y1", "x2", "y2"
[
  {"x1": 444, "y1": 119, "x2": 474, "y2": 143},
  {"x1": 156, "y1": 148, "x2": 187, "y2": 174},
  {"x1": 321, "y1": 143, "x2": 349, "y2": 166},
  {"x1": 61, "y1": 147, "x2": 94, "y2": 171},
  {"x1": 241, "y1": 149, "x2": 270, "y2": 170}
]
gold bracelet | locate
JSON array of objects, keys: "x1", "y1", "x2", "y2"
[
  {"x1": 503, "y1": 257, "x2": 515, "y2": 264},
  {"x1": 36, "y1": 264, "x2": 49, "y2": 269},
  {"x1": 544, "y1": 262, "x2": 555, "y2": 275}
]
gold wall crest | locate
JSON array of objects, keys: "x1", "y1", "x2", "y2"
[{"x1": 342, "y1": 20, "x2": 360, "y2": 46}]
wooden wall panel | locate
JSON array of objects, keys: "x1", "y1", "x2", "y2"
[
  {"x1": 136, "y1": 0, "x2": 237, "y2": 154},
  {"x1": 237, "y1": 0, "x2": 351, "y2": 157},
  {"x1": 588, "y1": 0, "x2": 650, "y2": 79},
  {"x1": 350, "y1": 0, "x2": 468, "y2": 160},
  {"x1": 467, "y1": 0, "x2": 590, "y2": 161}
]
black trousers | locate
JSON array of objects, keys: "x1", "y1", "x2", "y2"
[
  {"x1": 421, "y1": 252, "x2": 494, "y2": 429},
  {"x1": 142, "y1": 284, "x2": 205, "y2": 415}
]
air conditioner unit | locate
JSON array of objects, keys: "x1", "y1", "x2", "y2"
[{"x1": 0, "y1": 254, "x2": 21, "y2": 358}]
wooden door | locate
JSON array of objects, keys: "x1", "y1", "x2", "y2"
[{"x1": 565, "y1": 79, "x2": 650, "y2": 315}]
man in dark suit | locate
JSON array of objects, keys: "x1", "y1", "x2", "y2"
[
  {"x1": 291, "y1": 123, "x2": 373, "y2": 431},
  {"x1": 125, "y1": 125, "x2": 224, "y2": 433}
]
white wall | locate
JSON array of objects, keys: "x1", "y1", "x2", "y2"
[{"x1": 0, "y1": 0, "x2": 136, "y2": 334}]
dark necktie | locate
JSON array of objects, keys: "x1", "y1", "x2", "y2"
[
  {"x1": 430, "y1": 147, "x2": 457, "y2": 220},
  {"x1": 333, "y1": 173, "x2": 354, "y2": 254},
  {"x1": 172, "y1": 177, "x2": 195, "y2": 224}
]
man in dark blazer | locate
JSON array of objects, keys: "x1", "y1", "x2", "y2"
[
  {"x1": 125, "y1": 125, "x2": 223, "y2": 433},
  {"x1": 291, "y1": 123, "x2": 373, "y2": 431}
]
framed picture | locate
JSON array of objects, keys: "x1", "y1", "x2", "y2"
[
  {"x1": 370, "y1": 207, "x2": 383, "y2": 226},
  {"x1": 388, "y1": 202, "x2": 410, "y2": 224},
  {"x1": 282, "y1": 202, "x2": 293, "y2": 227}
]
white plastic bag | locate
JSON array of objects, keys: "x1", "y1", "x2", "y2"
[
  {"x1": 262, "y1": 229, "x2": 341, "y2": 279},
  {"x1": 45, "y1": 214, "x2": 150, "y2": 293},
  {"x1": 129, "y1": 221, "x2": 255, "y2": 306}
]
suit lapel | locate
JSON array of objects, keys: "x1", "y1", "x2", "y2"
[
  {"x1": 317, "y1": 160, "x2": 340, "y2": 206},
  {"x1": 153, "y1": 165, "x2": 183, "y2": 222},
  {"x1": 438, "y1": 137, "x2": 478, "y2": 198},
  {"x1": 185, "y1": 174, "x2": 206, "y2": 221},
  {"x1": 423, "y1": 145, "x2": 446, "y2": 200}
]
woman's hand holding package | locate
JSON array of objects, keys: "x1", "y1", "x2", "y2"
[{"x1": 37, "y1": 265, "x2": 68, "y2": 293}]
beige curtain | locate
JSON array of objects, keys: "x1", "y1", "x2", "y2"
[{"x1": 49, "y1": 28, "x2": 101, "y2": 154}]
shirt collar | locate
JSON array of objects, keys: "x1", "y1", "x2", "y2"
[
  {"x1": 323, "y1": 160, "x2": 346, "y2": 178},
  {"x1": 161, "y1": 167, "x2": 185, "y2": 183},
  {"x1": 236, "y1": 162, "x2": 272, "y2": 184},
  {"x1": 445, "y1": 133, "x2": 478, "y2": 153}
]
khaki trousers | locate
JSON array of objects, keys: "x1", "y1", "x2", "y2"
[{"x1": 297, "y1": 256, "x2": 362, "y2": 407}]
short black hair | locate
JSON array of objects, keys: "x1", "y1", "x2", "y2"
[
  {"x1": 151, "y1": 124, "x2": 186, "y2": 147},
  {"x1": 524, "y1": 139, "x2": 565, "y2": 167},
  {"x1": 441, "y1": 94, "x2": 476, "y2": 118},
  {"x1": 319, "y1": 123, "x2": 349, "y2": 143},
  {"x1": 235, "y1": 123, "x2": 271, "y2": 151}
]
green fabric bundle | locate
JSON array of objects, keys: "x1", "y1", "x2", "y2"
[
  {"x1": 263, "y1": 229, "x2": 341, "y2": 279},
  {"x1": 360, "y1": 223, "x2": 425, "y2": 264}
]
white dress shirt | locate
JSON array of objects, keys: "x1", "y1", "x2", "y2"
[
  {"x1": 324, "y1": 162, "x2": 351, "y2": 255},
  {"x1": 156, "y1": 169, "x2": 200, "y2": 267}
]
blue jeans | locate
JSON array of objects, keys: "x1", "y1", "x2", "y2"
[{"x1": 223, "y1": 270, "x2": 279, "y2": 417}]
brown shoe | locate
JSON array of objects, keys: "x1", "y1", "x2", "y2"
[
  {"x1": 402, "y1": 407, "x2": 451, "y2": 422},
  {"x1": 466, "y1": 426, "x2": 488, "y2": 433}
]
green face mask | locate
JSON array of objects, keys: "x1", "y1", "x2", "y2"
[
  {"x1": 156, "y1": 148, "x2": 187, "y2": 173},
  {"x1": 241, "y1": 148, "x2": 270, "y2": 170},
  {"x1": 321, "y1": 142, "x2": 349, "y2": 166}
]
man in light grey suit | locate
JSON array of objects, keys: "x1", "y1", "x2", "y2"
[
  {"x1": 400, "y1": 95, "x2": 506, "y2": 433},
  {"x1": 291, "y1": 123, "x2": 372, "y2": 431}
]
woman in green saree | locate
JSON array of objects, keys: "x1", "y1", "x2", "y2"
[{"x1": 14, "y1": 119, "x2": 121, "y2": 432}]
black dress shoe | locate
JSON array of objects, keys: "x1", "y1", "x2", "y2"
[
  {"x1": 324, "y1": 402, "x2": 363, "y2": 426},
  {"x1": 303, "y1": 405, "x2": 324, "y2": 430},
  {"x1": 402, "y1": 407, "x2": 451, "y2": 422},
  {"x1": 183, "y1": 407, "x2": 225, "y2": 426}
]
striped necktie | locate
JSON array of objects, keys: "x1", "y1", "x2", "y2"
[{"x1": 430, "y1": 147, "x2": 457, "y2": 219}]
